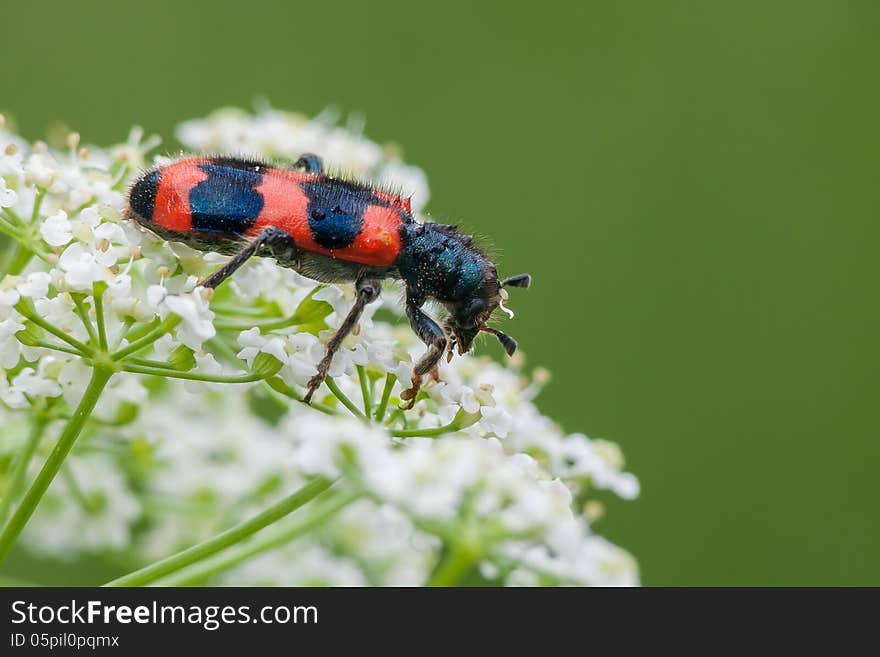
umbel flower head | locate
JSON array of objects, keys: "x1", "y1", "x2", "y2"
[{"x1": 0, "y1": 107, "x2": 639, "y2": 586}]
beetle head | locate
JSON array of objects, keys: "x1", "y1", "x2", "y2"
[{"x1": 445, "y1": 271, "x2": 531, "y2": 358}]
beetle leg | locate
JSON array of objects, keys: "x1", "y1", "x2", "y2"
[
  {"x1": 400, "y1": 297, "x2": 447, "y2": 409},
  {"x1": 198, "y1": 227, "x2": 298, "y2": 289},
  {"x1": 303, "y1": 277, "x2": 382, "y2": 404}
]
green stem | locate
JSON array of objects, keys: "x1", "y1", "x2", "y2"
[
  {"x1": 374, "y1": 373, "x2": 396, "y2": 422},
  {"x1": 263, "y1": 380, "x2": 338, "y2": 416},
  {"x1": 324, "y1": 377, "x2": 367, "y2": 421},
  {"x1": 121, "y1": 363, "x2": 266, "y2": 384},
  {"x1": 214, "y1": 314, "x2": 302, "y2": 332},
  {"x1": 30, "y1": 340, "x2": 83, "y2": 357},
  {"x1": 104, "y1": 476, "x2": 336, "y2": 587},
  {"x1": 5, "y1": 245, "x2": 34, "y2": 276},
  {"x1": 112, "y1": 315, "x2": 180, "y2": 359},
  {"x1": 71, "y1": 294, "x2": 99, "y2": 347},
  {"x1": 214, "y1": 287, "x2": 326, "y2": 330},
  {"x1": 15, "y1": 301, "x2": 91, "y2": 355},
  {"x1": 30, "y1": 187, "x2": 46, "y2": 224},
  {"x1": 386, "y1": 408, "x2": 405, "y2": 428},
  {"x1": 391, "y1": 421, "x2": 459, "y2": 438},
  {"x1": 110, "y1": 318, "x2": 135, "y2": 351},
  {"x1": 356, "y1": 365, "x2": 372, "y2": 417},
  {"x1": 155, "y1": 490, "x2": 359, "y2": 586},
  {"x1": 0, "y1": 421, "x2": 47, "y2": 525},
  {"x1": 0, "y1": 209, "x2": 25, "y2": 231},
  {"x1": 427, "y1": 543, "x2": 478, "y2": 587},
  {"x1": 0, "y1": 366, "x2": 113, "y2": 565},
  {"x1": 92, "y1": 283, "x2": 108, "y2": 350},
  {"x1": 127, "y1": 357, "x2": 181, "y2": 370},
  {"x1": 0, "y1": 229, "x2": 23, "y2": 268},
  {"x1": 211, "y1": 304, "x2": 273, "y2": 317}
]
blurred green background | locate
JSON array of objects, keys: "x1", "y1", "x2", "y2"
[{"x1": 2, "y1": 0, "x2": 877, "y2": 585}]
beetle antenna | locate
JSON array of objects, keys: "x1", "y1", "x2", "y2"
[
  {"x1": 481, "y1": 326, "x2": 517, "y2": 356},
  {"x1": 501, "y1": 273, "x2": 531, "y2": 288}
]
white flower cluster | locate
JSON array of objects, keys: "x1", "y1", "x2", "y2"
[{"x1": 0, "y1": 108, "x2": 638, "y2": 586}]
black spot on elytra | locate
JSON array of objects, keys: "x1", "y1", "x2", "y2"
[
  {"x1": 301, "y1": 180, "x2": 384, "y2": 249},
  {"x1": 190, "y1": 163, "x2": 264, "y2": 234},
  {"x1": 129, "y1": 169, "x2": 161, "y2": 221}
]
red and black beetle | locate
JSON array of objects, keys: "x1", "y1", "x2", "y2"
[{"x1": 127, "y1": 154, "x2": 530, "y2": 406}]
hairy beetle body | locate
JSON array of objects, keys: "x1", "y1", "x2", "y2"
[{"x1": 128, "y1": 154, "x2": 529, "y2": 406}]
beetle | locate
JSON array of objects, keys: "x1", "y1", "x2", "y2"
[{"x1": 127, "y1": 154, "x2": 530, "y2": 407}]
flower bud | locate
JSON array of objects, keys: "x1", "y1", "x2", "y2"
[
  {"x1": 251, "y1": 352, "x2": 284, "y2": 378},
  {"x1": 452, "y1": 406, "x2": 481, "y2": 430},
  {"x1": 15, "y1": 322, "x2": 42, "y2": 347},
  {"x1": 168, "y1": 344, "x2": 196, "y2": 371}
]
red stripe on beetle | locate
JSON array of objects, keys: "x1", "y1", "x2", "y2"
[
  {"x1": 347, "y1": 204, "x2": 402, "y2": 266},
  {"x1": 152, "y1": 159, "x2": 208, "y2": 232},
  {"x1": 247, "y1": 168, "x2": 312, "y2": 242},
  {"x1": 247, "y1": 169, "x2": 403, "y2": 267}
]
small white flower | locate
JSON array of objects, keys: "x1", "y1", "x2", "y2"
[
  {"x1": 93, "y1": 220, "x2": 127, "y2": 246},
  {"x1": 58, "y1": 358, "x2": 92, "y2": 406},
  {"x1": 0, "y1": 286, "x2": 20, "y2": 311},
  {"x1": 459, "y1": 386, "x2": 480, "y2": 414},
  {"x1": 393, "y1": 360, "x2": 414, "y2": 387},
  {"x1": 78, "y1": 206, "x2": 102, "y2": 228},
  {"x1": 229, "y1": 257, "x2": 285, "y2": 301},
  {"x1": 106, "y1": 273, "x2": 138, "y2": 318},
  {"x1": 40, "y1": 210, "x2": 73, "y2": 247},
  {"x1": 182, "y1": 352, "x2": 227, "y2": 393},
  {"x1": 148, "y1": 285, "x2": 216, "y2": 350},
  {"x1": 324, "y1": 341, "x2": 366, "y2": 378},
  {"x1": 16, "y1": 272, "x2": 52, "y2": 299},
  {"x1": 0, "y1": 141, "x2": 25, "y2": 178},
  {"x1": 282, "y1": 332, "x2": 321, "y2": 387},
  {"x1": 149, "y1": 333, "x2": 176, "y2": 361},
  {"x1": 0, "y1": 177, "x2": 17, "y2": 208},
  {"x1": 362, "y1": 337, "x2": 396, "y2": 371},
  {"x1": 0, "y1": 378, "x2": 26, "y2": 408},
  {"x1": 24, "y1": 152, "x2": 58, "y2": 188},
  {"x1": 0, "y1": 317, "x2": 25, "y2": 368},
  {"x1": 288, "y1": 331, "x2": 323, "y2": 362},
  {"x1": 311, "y1": 285, "x2": 348, "y2": 324},
  {"x1": 236, "y1": 327, "x2": 288, "y2": 368},
  {"x1": 11, "y1": 367, "x2": 62, "y2": 398},
  {"x1": 34, "y1": 295, "x2": 88, "y2": 342},
  {"x1": 57, "y1": 242, "x2": 106, "y2": 291},
  {"x1": 110, "y1": 126, "x2": 162, "y2": 170},
  {"x1": 480, "y1": 405, "x2": 512, "y2": 437}
]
